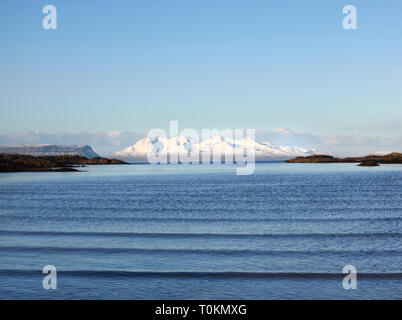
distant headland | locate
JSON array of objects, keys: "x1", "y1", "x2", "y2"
[
  {"x1": 0, "y1": 154, "x2": 127, "y2": 172},
  {"x1": 287, "y1": 153, "x2": 402, "y2": 166},
  {"x1": 0, "y1": 144, "x2": 99, "y2": 158}
]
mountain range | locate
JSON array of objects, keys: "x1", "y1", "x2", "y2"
[{"x1": 111, "y1": 136, "x2": 316, "y2": 162}]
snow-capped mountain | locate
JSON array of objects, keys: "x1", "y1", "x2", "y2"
[{"x1": 111, "y1": 136, "x2": 316, "y2": 162}]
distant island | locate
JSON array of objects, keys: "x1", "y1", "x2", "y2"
[
  {"x1": 0, "y1": 145, "x2": 100, "y2": 158},
  {"x1": 287, "y1": 152, "x2": 402, "y2": 166},
  {"x1": 0, "y1": 154, "x2": 127, "y2": 172}
]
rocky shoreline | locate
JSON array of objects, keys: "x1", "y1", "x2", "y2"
[
  {"x1": 287, "y1": 152, "x2": 402, "y2": 166},
  {"x1": 0, "y1": 154, "x2": 128, "y2": 172}
]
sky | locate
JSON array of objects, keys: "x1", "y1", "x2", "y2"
[{"x1": 0, "y1": 0, "x2": 401, "y2": 155}]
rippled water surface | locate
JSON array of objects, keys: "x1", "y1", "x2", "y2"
[{"x1": 0, "y1": 163, "x2": 401, "y2": 299}]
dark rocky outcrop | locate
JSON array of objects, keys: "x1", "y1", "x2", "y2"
[
  {"x1": 287, "y1": 155, "x2": 338, "y2": 163},
  {"x1": 358, "y1": 160, "x2": 380, "y2": 167},
  {"x1": 287, "y1": 152, "x2": 402, "y2": 167},
  {"x1": 0, "y1": 154, "x2": 128, "y2": 172}
]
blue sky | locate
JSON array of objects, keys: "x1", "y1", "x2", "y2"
[{"x1": 0, "y1": 0, "x2": 401, "y2": 153}]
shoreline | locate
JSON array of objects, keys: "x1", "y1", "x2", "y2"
[
  {"x1": 287, "y1": 152, "x2": 402, "y2": 167},
  {"x1": 0, "y1": 154, "x2": 128, "y2": 172}
]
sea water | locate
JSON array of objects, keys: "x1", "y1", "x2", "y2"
[{"x1": 0, "y1": 162, "x2": 401, "y2": 299}]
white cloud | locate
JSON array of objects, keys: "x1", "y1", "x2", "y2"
[
  {"x1": 257, "y1": 129, "x2": 402, "y2": 156},
  {"x1": 255, "y1": 128, "x2": 322, "y2": 148}
]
